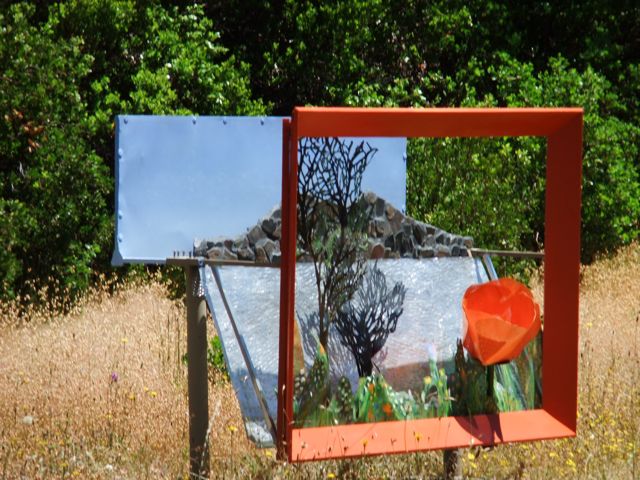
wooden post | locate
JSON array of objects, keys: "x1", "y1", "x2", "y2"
[
  {"x1": 186, "y1": 265, "x2": 209, "y2": 479},
  {"x1": 443, "y1": 449, "x2": 463, "y2": 479}
]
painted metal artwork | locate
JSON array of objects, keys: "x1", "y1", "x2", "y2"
[
  {"x1": 462, "y1": 278, "x2": 541, "y2": 366},
  {"x1": 288, "y1": 135, "x2": 542, "y2": 437},
  {"x1": 278, "y1": 107, "x2": 582, "y2": 461},
  {"x1": 198, "y1": 256, "x2": 489, "y2": 447},
  {"x1": 112, "y1": 110, "x2": 581, "y2": 463}
]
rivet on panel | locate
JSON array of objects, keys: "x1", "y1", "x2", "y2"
[
  {"x1": 402, "y1": 154, "x2": 407, "y2": 162},
  {"x1": 118, "y1": 148, "x2": 124, "y2": 158},
  {"x1": 118, "y1": 211, "x2": 123, "y2": 219},
  {"x1": 192, "y1": 116, "x2": 197, "y2": 124},
  {"x1": 117, "y1": 235, "x2": 123, "y2": 242},
  {"x1": 260, "y1": 118, "x2": 265, "y2": 125},
  {"x1": 123, "y1": 117, "x2": 128, "y2": 124},
  {"x1": 222, "y1": 118, "x2": 227, "y2": 125}
]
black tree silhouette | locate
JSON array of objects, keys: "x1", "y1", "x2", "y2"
[
  {"x1": 334, "y1": 263, "x2": 407, "y2": 377},
  {"x1": 297, "y1": 137, "x2": 378, "y2": 350}
]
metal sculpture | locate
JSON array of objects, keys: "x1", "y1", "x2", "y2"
[
  {"x1": 279, "y1": 107, "x2": 583, "y2": 461},
  {"x1": 297, "y1": 137, "x2": 378, "y2": 350},
  {"x1": 334, "y1": 263, "x2": 406, "y2": 377}
]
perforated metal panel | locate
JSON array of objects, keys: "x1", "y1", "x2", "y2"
[{"x1": 201, "y1": 257, "x2": 489, "y2": 446}]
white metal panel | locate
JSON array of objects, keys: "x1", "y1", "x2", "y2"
[{"x1": 112, "y1": 115, "x2": 407, "y2": 264}]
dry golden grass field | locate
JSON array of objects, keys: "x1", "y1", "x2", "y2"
[{"x1": 1, "y1": 244, "x2": 638, "y2": 479}]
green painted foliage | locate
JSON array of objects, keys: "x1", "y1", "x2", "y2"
[{"x1": 294, "y1": 342, "x2": 456, "y2": 428}]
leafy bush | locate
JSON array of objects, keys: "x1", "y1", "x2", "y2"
[
  {"x1": 0, "y1": 2, "x2": 265, "y2": 303},
  {"x1": 180, "y1": 336, "x2": 229, "y2": 382},
  {"x1": 0, "y1": 4, "x2": 111, "y2": 303},
  {"x1": 1, "y1": 0, "x2": 637, "y2": 304},
  {"x1": 210, "y1": 1, "x2": 639, "y2": 261},
  {"x1": 407, "y1": 54, "x2": 640, "y2": 263},
  {"x1": 207, "y1": 336, "x2": 229, "y2": 381}
]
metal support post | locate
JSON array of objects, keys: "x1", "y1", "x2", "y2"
[
  {"x1": 443, "y1": 448, "x2": 463, "y2": 480},
  {"x1": 186, "y1": 266, "x2": 209, "y2": 479}
]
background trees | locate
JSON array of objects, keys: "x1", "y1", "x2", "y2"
[
  {"x1": 1, "y1": 0, "x2": 638, "y2": 302},
  {"x1": 0, "y1": 1, "x2": 264, "y2": 303},
  {"x1": 0, "y1": 4, "x2": 110, "y2": 301}
]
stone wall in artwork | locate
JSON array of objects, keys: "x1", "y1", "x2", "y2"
[{"x1": 194, "y1": 192, "x2": 473, "y2": 263}]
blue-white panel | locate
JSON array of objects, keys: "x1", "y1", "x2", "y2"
[
  {"x1": 345, "y1": 136, "x2": 407, "y2": 214},
  {"x1": 112, "y1": 115, "x2": 406, "y2": 265}
]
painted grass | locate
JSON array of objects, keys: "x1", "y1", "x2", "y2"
[{"x1": 1, "y1": 244, "x2": 638, "y2": 479}]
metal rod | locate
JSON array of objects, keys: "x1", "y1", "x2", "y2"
[
  {"x1": 168, "y1": 257, "x2": 280, "y2": 268},
  {"x1": 210, "y1": 266, "x2": 277, "y2": 439},
  {"x1": 470, "y1": 248, "x2": 544, "y2": 260},
  {"x1": 186, "y1": 266, "x2": 209, "y2": 479},
  {"x1": 172, "y1": 248, "x2": 544, "y2": 266},
  {"x1": 277, "y1": 117, "x2": 294, "y2": 459},
  {"x1": 482, "y1": 254, "x2": 500, "y2": 281}
]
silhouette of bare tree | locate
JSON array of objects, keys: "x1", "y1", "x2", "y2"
[
  {"x1": 334, "y1": 263, "x2": 407, "y2": 377},
  {"x1": 297, "y1": 137, "x2": 378, "y2": 351}
]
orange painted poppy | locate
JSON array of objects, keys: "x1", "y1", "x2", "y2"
[{"x1": 462, "y1": 278, "x2": 541, "y2": 366}]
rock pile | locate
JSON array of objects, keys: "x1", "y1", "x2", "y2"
[
  {"x1": 193, "y1": 192, "x2": 473, "y2": 263},
  {"x1": 360, "y1": 192, "x2": 473, "y2": 260},
  {"x1": 194, "y1": 205, "x2": 283, "y2": 263}
]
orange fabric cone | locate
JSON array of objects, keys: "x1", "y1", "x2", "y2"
[{"x1": 462, "y1": 278, "x2": 541, "y2": 366}]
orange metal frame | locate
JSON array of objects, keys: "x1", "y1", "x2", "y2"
[{"x1": 277, "y1": 107, "x2": 583, "y2": 462}]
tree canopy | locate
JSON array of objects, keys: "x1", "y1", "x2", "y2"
[{"x1": 1, "y1": 0, "x2": 638, "y2": 302}]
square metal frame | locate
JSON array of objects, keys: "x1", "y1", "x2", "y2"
[{"x1": 277, "y1": 107, "x2": 583, "y2": 461}]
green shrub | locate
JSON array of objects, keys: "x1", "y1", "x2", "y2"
[
  {"x1": 0, "y1": 2, "x2": 265, "y2": 304},
  {"x1": 207, "y1": 336, "x2": 229, "y2": 381},
  {"x1": 407, "y1": 54, "x2": 640, "y2": 263},
  {"x1": 0, "y1": 4, "x2": 111, "y2": 304},
  {"x1": 2, "y1": 0, "x2": 637, "y2": 304}
]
